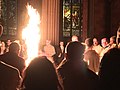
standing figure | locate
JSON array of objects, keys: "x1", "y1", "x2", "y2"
[
  {"x1": 0, "y1": 42, "x2": 26, "y2": 77},
  {"x1": 98, "y1": 48, "x2": 120, "y2": 90},
  {"x1": 0, "y1": 41, "x2": 6, "y2": 55},
  {"x1": 109, "y1": 36, "x2": 117, "y2": 48},
  {"x1": 6, "y1": 39, "x2": 12, "y2": 52},
  {"x1": 53, "y1": 41, "x2": 65, "y2": 66},
  {"x1": 22, "y1": 56, "x2": 63, "y2": 90},
  {"x1": 92, "y1": 38, "x2": 102, "y2": 56},
  {"x1": 100, "y1": 38, "x2": 110, "y2": 60},
  {"x1": 84, "y1": 38, "x2": 100, "y2": 74},
  {"x1": 65, "y1": 35, "x2": 79, "y2": 54},
  {"x1": 43, "y1": 40, "x2": 56, "y2": 63},
  {"x1": 58, "y1": 41, "x2": 98, "y2": 90}
]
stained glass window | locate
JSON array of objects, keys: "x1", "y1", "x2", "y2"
[
  {"x1": 63, "y1": 0, "x2": 83, "y2": 38},
  {"x1": 1, "y1": 0, "x2": 17, "y2": 36}
]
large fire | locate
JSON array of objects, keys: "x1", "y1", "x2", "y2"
[{"x1": 22, "y1": 4, "x2": 40, "y2": 67}]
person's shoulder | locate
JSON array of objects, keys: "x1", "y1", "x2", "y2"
[
  {"x1": 0, "y1": 52, "x2": 8, "y2": 57},
  {"x1": 0, "y1": 53, "x2": 10, "y2": 64},
  {"x1": 0, "y1": 61, "x2": 21, "y2": 75},
  {"x1": 57, "y1": 59, "x2": 67, "y2": 68},
  {"x1": 87, "y1": 68, "x2": 99, "y2": 79},
  {"x1": 97, "y1": 44, "x2": 102, "y2": 48},
  {"x1": 18, "y1": 56, "x2": 25, "y2": 60},
  {"x1": 54, "y1": 45, "x2": 60, "y2": 50},
  {"x1": 29, "y1": 56, "x2": 52, "y2": 66},
  {"x1": 85, "y1": 49, "x2": 99, "y2": 55}
]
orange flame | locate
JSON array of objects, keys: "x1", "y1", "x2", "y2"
[{"x1": 22, "y1": 4, "x2": 40, "y2": 67}]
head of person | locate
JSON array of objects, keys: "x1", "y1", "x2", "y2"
[
  {"x1": 93, "y1": 38, "x2": 99, "y2": 46},
  {"x1": 22, "y1": 56, "x2": 59, "y2": 90},
  {"x1": 85, "y1": 38, "x2": 93, "y2": 48},
  {"x1": 71, "y1": 35, "x2": 78, "y2": 42},
  {"x1": 110, "y1": 36, "x2": 116, "y2": 44},
  {"x1": 7, "y1": 39, "x2": 12, "y2": 46},
  {"x1": 67, "y1": 41, "x2": 85, "y2": 60},
  {"x1": 59, "y1": 41, "x2": 64, "y2": 46},
  {"x1": 101, "y1": 38, "x2": 109, "y2": 48},
  {"x1": 46, "y1": 40, "x2": 51, "y2": 45},
  {"x1": 9, "y1": 42, "x2": 20, "y2": 54}
]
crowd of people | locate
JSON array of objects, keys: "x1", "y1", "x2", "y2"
[{"x1": 0, "y1": 35, "x2": 120, "y2": 90}]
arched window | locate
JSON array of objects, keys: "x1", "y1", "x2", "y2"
[{"x1": 63, "y1": 0, "x2": 83, "y2": 41}]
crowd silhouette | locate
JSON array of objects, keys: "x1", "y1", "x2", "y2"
[{"x1": 0, "y1": 35, "x2": 120, "y2": 90}]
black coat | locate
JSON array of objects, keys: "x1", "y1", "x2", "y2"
[
  {"x1": 58, "y1": 60, "x2": 99, "y2": 90},
  {"x1": 0, "y1": 52, "x2": 25, "y2": 76},
  {"x1": 0, "y1": 61, "x2": 21, "y2": 90}
]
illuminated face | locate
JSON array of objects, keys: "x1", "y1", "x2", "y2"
[
  {"x1": 46, "y1": 40, "x2": 51, "y2": 45},
  {"x1": 93, "y1": 38, "x2": 98, "y2": 46},
  {"x1": 60, "y1": 42, "x2": 64, "y2": 46},
  {"x1": 72, "y1": 35, "x2": 78, "y2": 41},
  {"x1": 110, "y1": 38, "x2": 114, "y2": 44},
  {"x1": 7, "y1": 40, "x2": 11, "y2": 46},
  {"x1": 101, "y1": 38, "x2": 108, "y2": 48}
]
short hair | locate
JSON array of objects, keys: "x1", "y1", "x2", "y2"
[
  {"x1": 85, "y1": 38, "x2": 93, "y2": 47},
  {"x1": 67, "y1": 41, "x2": 85, "y2": 60},
  {"x1": 71, "y1": 35, "x2": 78, "y2": 41},
  {"x1": 22, "y1": 56, "x2": 59, "y2": 89},
  {"x1": 9, "y1": 42, "x2": 20, "y2": 53},
  {"x1": 110, "y1": 36, "x2": 116, "y2": 43}
]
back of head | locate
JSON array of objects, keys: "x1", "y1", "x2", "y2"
[
  {"x1": 23, "y1": 56, "x2": 58, "y2": 90},
  {"x1": 85, "y1": 38, "x2": 93, "y2": 47},
  {"x1": 9, "y1": 42, "x2": 20, "y2": 54},
  {"x1": 67, "y1": 41, "x2": 85, "y2": 60},
  {"x1": 110, "y1": 36, "x2": 116, "y2": 44},
  {"x1": 60, "y1": 42, "x2": 98, "y2": 90}
]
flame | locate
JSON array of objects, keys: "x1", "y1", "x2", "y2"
[{"x1": 22, "y1": 4, "x2": 40, "y2": 67}]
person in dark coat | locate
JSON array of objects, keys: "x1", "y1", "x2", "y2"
[
  {"x1": 0, "y1": 61, "x2": 22, "y2": 90},
  {"x1": 98, "y1": 48, "x2": 120, "y2": 90},
  {"x1": 0, "y1": 42, "x2": 26, "y2": 77},
  {"x1": 58, "y1": 41, "x2": 99, "y2": 90},
  {"x1": 22, "y1": 56, "x2": 63, "y2": 90},
  {"x1": 53, "y1": 41, "x2": 65, "y2": 67}
]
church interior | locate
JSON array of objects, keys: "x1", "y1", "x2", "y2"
[
  {"x1": 0, "y1": 0, "x2": 120, "y2": 46},
  {"x1": 0, "y1": 0, "x2": 120, "y2": 90}
]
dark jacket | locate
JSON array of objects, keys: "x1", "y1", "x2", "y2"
[
  {"x1": 0, "y1": 61, "x2": 22, "y2": 90},
  {"x1": 22, "y1": 56, "x2": 61, "y2": 90},
  {"x1": 0, "y1": 52, "x2": 25, "y2": 76},
  {"x1": 58, "y1": 60, "x2": 99, "y2": 90}
]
